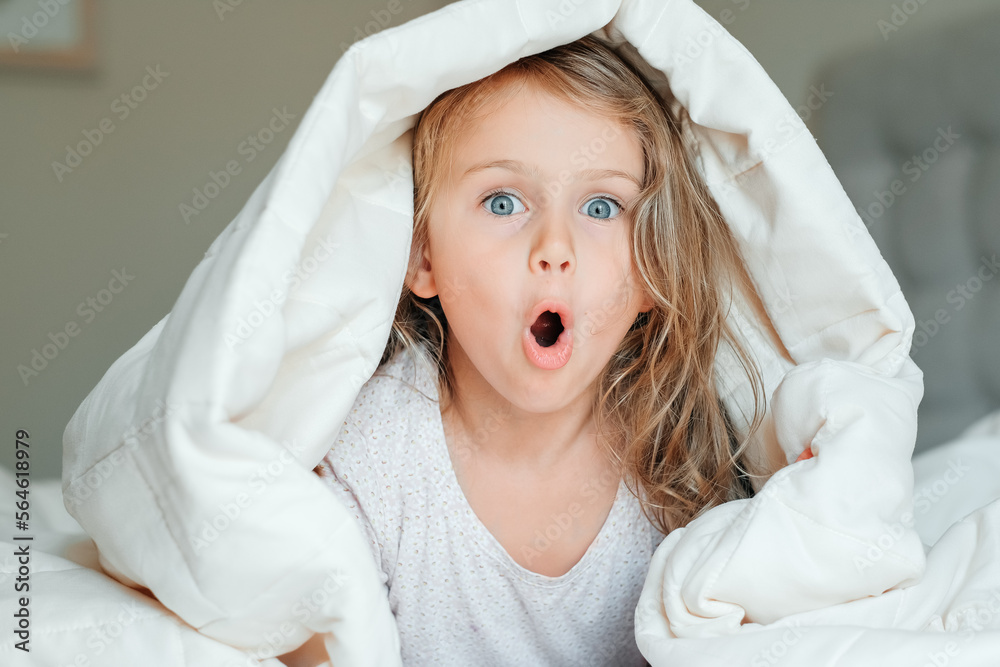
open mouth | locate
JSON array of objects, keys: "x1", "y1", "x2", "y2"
[
  {"x1": 530, "y1": 310, "x2": 564, "y2": 348},
  {"x1": 523, "y1": 303, "x2": 572, "y2": 370}
]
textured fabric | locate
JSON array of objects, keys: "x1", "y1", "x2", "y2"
[{"x1": 315, "y1": 349, "x2": 663, "y2": 666}]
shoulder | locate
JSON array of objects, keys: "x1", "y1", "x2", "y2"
[
  {"x1": 316, "y1": 346, "x2": 442, "y2": 489},
  {"x1": 313, "y1": 347, "x2": 444, "y2": 580},
  {"x1": 626, "y1": 478, "x2": 670, "y2": 550},
  {"x1": 349, "y1": 347, "x2": 441, "y2": 429}
]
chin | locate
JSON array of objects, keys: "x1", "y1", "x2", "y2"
[{"x1": 508, "y1": 377, "x2": 579, "y2": 413}]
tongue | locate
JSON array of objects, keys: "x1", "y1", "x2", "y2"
[{"x1": 530, "y1": 311, "x2": 563, "y2": 347}]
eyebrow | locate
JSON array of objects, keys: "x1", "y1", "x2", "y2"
[{"x1": 461, "y1": 159, "x2": 642, "y2": 189}]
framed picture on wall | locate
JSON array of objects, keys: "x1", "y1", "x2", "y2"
[{"x1": 0, "y1": 0, "x2": 96, "y2": 69}]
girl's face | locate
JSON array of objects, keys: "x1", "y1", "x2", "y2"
[{"x1": 409, "y1": 80, "x2": 653, "y2": 414}]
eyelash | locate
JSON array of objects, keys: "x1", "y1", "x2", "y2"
[{"x1": 480, "y1": 188, "x2": 627, "y2": 217}]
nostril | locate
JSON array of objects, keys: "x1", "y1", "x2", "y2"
[
  {"x1": 530, "y1": 311, "x2": 563, "y2": 347},
  {"x1": 545, "y1": 261, "x2": 570, "y2": 272}
]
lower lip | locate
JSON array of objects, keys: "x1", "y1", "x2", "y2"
[{"x1": 522, "y1": 326, "x2": 573, "y2": 370}]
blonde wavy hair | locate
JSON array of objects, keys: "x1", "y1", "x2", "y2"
[{"x1": 381, "y1": 35, "x2": 766, "y2": 534}]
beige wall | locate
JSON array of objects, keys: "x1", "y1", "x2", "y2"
[
  {"x1": 3, "y1": 0, "x2": 997, "y2": 479},
  {"x1": 0, "y1": 0, "x2": 451, "y2": 479}
]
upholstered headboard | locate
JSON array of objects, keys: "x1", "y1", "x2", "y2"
[{"x1": 816, "y1": 10, "x2": 1000, "y2": 454}]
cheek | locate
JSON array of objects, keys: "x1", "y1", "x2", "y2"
[
  {"x1": 579, "y1": 251, "x2": 644, "y2": 336},
  {"x1": 434, "y1": 242, "x2": 509, "y2": 314},
  {"x1": 582, "y1": 231, "x2": 634, "y2": 284},
  {"x1": 614, "y1": 229, "x2": 643, "y2": 293},
  {"x1": 585, "y1": 218, "x2": 634, "y2": 263},
  {"x1": 438, "y1": 269, "x2": 508, "y2": 351}
]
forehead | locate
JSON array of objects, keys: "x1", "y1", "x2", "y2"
[{"x1": 447, "y1": 79, "x2": 642, "y2": 180}]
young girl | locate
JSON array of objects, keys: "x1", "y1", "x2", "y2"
[{"x1": 314, "y1": 35, "x2": 766, "y2": 665}]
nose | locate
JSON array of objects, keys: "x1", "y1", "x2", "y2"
[{"x1": 529, "y1": 208, "x2": 575, "y2": 275}]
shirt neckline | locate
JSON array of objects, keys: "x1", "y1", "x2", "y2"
[{"x1": 413, "y1": 357, "x2": 627, "y2": 588}]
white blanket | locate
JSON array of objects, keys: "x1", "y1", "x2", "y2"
[
  {"x1": 3, "y1": 428, "x2": 999, "y2": 665},
  {"x1": 0, "y1": 467, "x2": 289, "y2": 666},
  {"x1": 4, "y1": 0, "x2": 1000, "y2": 664}
]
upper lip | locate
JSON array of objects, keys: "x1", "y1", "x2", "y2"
[{"x1": 526, "y1": 299, "x2": 574, "y2": 331}]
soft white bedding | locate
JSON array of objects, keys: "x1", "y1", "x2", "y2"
[
  {"x1": 2, "y1": 422, "x2": 998, "y2": 665},
  {"x1": 636, "y1": 414, "x2": 1000, "y2": 665},
  {"x1": 3, "y1": 0, "x2": 1000, "y2": 664},
  {"x1": 0, "y1": 468, "x2": 289, "y2": 666}
]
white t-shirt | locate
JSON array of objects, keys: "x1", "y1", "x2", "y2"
[{"x1": 315, "y1": 348, "x2": 665, "y2": 665}]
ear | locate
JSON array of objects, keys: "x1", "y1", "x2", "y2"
[
  {"x1": 630, "y1": 272, "x2": 655, "y2": 314},
  {"x1": 407, "y1": 244, "x2": 438, "y2": 299},
  {"x1": 637, "y1": 291, "x2": 655, "y2": 314}
]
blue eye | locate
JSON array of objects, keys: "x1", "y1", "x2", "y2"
[
  {"x1": 483, "y1": 191, "x2": 526, "y2": 216},
  {"x1": 582, "y1": 197, "x2": 622, "y2": 219}
]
